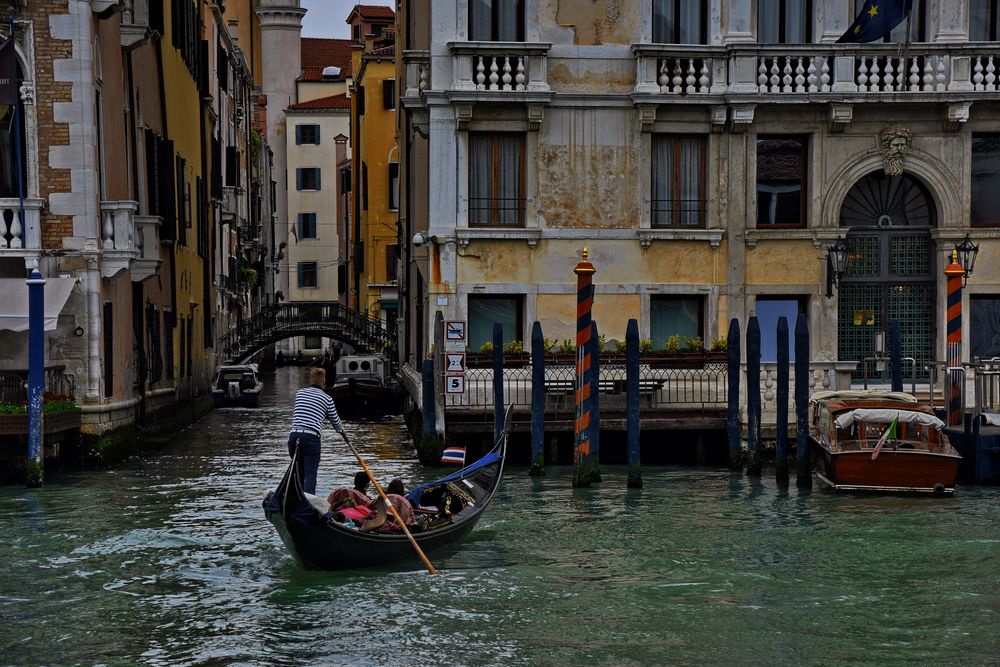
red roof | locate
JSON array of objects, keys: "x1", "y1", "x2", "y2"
[
  {"x1": 301, "y1": 38, "x2": 352, "y2": 70},
  {"x1": 349, "y1": 5, "x2": 395, "y2": 20},
  {"x1": 288, "y1": 94, "x2": 352, "y2": 111}
]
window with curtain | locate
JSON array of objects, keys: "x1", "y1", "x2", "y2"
[
  {"x1": 852, "y1": 0, "x2": 925, "y2": 41},
  {"x1": 295, "y1": 124, "x2": 320, "y2": 145},
  {"x1": 972, "y1": 135, "x2": 1000, "y2": 226},
  {"x1": 468, "y1": 295, "x2": 523, "y2": 351},
  {"x1": 755, "y1": 297, "x2": 805, "y2": 362},
  {"x1": 970, "y1": 0, "x2": 1000, "y2": 40},
  {"x1": 297, "y1": 212, "x2": 317, "y2": 239},
  {"x1": 756, "y1": 136, "x2": 807, "y2": 227},
  {"x1": 296, "y1": 167, "x2": 321, "y2": 191},
  {"x1": 297, "y1": 261, "x2": 318, "y2": 288},
  {"x1": 650, "y1": 297, "x2": 702, "y2": 348},
  {"x1": 469, "y1": 0, "x2": 525, "y2": 41},
  {"x1": 388, "y1": 162, "x2": 399, "y2": 210},
  {"x1": 652, "y1": 0, "x2": 707, "y2": 44},
  {"x1": 652, "y1": 135, "x2": 707, "y2": 228},
  {"x1": 758, "y1": 0, "x2": 811, "y2": 43},
  {"x1": 470, "y1": 133, "x2": 525, "y2": 227}
]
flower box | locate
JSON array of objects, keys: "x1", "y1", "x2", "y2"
[{"x1": 0, "y1": 408, "x2": 82, "y2": 436}]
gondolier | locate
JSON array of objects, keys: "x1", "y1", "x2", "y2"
[{"x1": 288, "y1": 367, "x2": 345, "y2": 494}]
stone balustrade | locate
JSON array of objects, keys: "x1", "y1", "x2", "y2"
[
  {"x1": 403, "y1": 50, "x2": 430, "y2": 98},
  {"x1": 99, "y1": 200, "x2": 140, "y2": 278},
  {"x1": 0, "y1": 198, "x2": 42, "y2": 253},
  {"x1": 447, "y1": 42, "x2": 552, "y2": 95},
  {"x1": 132, "y1": 214, "x2": 162, "y2": 282}
]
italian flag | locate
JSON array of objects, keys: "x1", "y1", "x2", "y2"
[{"x1": 871, "y1": 414, "x2": 898, "y2": 461}]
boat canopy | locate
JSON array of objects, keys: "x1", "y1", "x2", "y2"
[
  {"x1": 834, "y1": 408, "x2": 945, "y2": 431},
  {"x1": 811, "y1": 390, "x2": 918, "y2": 403}
]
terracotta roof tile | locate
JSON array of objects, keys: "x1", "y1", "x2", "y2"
[
  {"x1": 288, "y1": 93, "x2": 352, "y2": 111},
  {"x1": 301, "y1": 37, "x2": 353, "y2": 69},
  {"x1": 350, "y1": 5, "x2": 395, "y2": 20}
]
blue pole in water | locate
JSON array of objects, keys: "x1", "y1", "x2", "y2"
[
  {"x1": 26, "y1": 270, "x2": 45, "y2": 487},
  {"x1": 746, "y1": 316, "x2": 762, "y2": 475},
  {"x1": 626, "y1": 318, "x2": 642, "y2": 488},
  {"x1": 530, "y1": 321, "x2": 545, "y2": 476},
  {"x1": 775, "y1": 316, "x2": 790, "y2": 483},
  {"x1": 589, "y1": 321, "x2": 601, "y2": 483},
  {"x1": 727, "y1": 318, "x2": 741, "y2": 470},
  {"x1": 421, "y1": 358, "x2": 435, "y2": 440},
  {"x1": 889, "y1": 319, "x2": 903, "y2": 392},
  {"x1": 795, "y1": 313, "x2": 811, "y2": 488},
  {"x1": 493, "y1": 323, "x2": 504, "y2": 445}
]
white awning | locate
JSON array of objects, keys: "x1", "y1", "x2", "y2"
[
  {"x1": 835, "y1": 408, "x2": 945, "y2": 432},
  {"x1": 0, "y1": 277, "x2": 77, "y2": 332}
]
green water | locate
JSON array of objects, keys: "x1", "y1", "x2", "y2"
[{"x1": 1, "y1": 368, "x2": 998, "y2": 666}]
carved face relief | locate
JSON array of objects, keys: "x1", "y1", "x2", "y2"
[{"x1": 879, "y1": 127, "x2": 912, "y2": 176}]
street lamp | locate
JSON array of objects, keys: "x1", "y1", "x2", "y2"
[
  {"x1": 825, "y1": 237, "x2": 850, "y2": 298},
  {"x1": 953, "y1": 232, "x2": 979, "y2": 287}
]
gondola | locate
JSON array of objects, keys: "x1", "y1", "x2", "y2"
[{"x1": 263, "y1": 408, "x2": 510, "y2": 570}]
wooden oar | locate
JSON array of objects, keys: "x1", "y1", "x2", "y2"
[{"x1": 339, "y1": 431, "x2": 438, "y2": 575}]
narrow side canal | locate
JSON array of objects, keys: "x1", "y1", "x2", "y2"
[{"x1": 1, "y1": 367, "x2": 998, "y2": 665}]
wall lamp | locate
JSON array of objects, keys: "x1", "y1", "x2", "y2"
[
  {"x1": 825, "y1": 237, "x2": 849, "y2": 299},
  {"x1": 953, "y1": 232, "x2": 979, "y2": 287},
  {"x1": 411, "y1": 231, "x2": 437, "y2": 247}
]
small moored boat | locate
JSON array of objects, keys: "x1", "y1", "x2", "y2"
[
  {"x1": 809, "y1": 390, "x2": 961, "y2": 494},
  {"x1": 211, "y1": 364, "x2": 264, "y2": 407},
  {"x1": 326, "y1": 354, "x2": 401, "y2": 415}
]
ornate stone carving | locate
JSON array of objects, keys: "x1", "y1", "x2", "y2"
[{"x1": 879, "y1": 127, "x2": 912, "y2": 176}]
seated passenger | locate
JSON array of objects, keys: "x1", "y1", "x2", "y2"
[
  {"x1": 327, "y1": 471, "x2": 373, "y2": 510},
  {"x1": 369, "y1": 478, "x2": 416, "y2": 531}
]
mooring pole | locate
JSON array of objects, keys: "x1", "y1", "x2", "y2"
[
  {"x1": 493, "y1": 322, "x2": 504, "y2": 444},
  {"x1": 589, "y1": 321, "x2": 602, "y2": 483},
  {"x1": 945, "y1": 251, "x2": 965, "y2": 427},
  {"x1": 530, "y1": 321, "x2": 545, "y2": 476},
  {"x1": 775, "y1": 316, "x2": 790, "y2": 483},
  {"x1": 795, "y1": 313, "x2": 811, "y2": 488},
  {"x1": 26, "y1": 269, "x2": 45, "y2": 487},
  {"x1": 746, "y1": 316, "x2": 762, "y2": 476},
  {"x1": 727, "y1": 318, "x2": 741, "y2": 470},
  {"x1": 626, "y1": 318, "x2": 642, "y2": 488},
  {"x1": 421, "y1": 358, "x2": 435, "y2": 439},
  {"x1": 889, "y1": 319, "x2": 903, "y2": 392},
  {"x1": 573, "y1": 247, "x2": 596, "y2": 488}
]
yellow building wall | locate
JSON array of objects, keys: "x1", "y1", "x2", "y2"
[{"x1": 745, "y1": 240, "x2": 821, "y2": 285}]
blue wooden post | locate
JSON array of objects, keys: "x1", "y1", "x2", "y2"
[
  {"x1": 421, "y1": 358, "x2": 435, "y2": 440},
  {"x1": 529, "y1": 321, "x2": 545, "y2": 476},
  {"x1": 26, "y1": 270, "x2": 45, "y2": 487},
  {"x1": 727, "y1": 318, "x2": 741, "y2": 470},
  {"x1": 775, "y1": 316, "x2": 789, "y2": 483},
  {"x1": 588, "y1": 321, "x2": 602, "y2": 483},
  {"x1": 493, "y1": 323, "x2": 504, "y2": 444},
  {"x1": 626, "y1": 318, "x2": 642, "y2": 488},
  {"x1": 889, "y1": 319, "x2": 903, "y2": 392},
  {"x1": 746, "y1": 316, "x2": 762, "y2": 476},
  {"x1": 795, "y1": 313, "x2": 811, "y2": 488}
]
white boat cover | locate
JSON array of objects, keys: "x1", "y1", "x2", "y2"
[
  {"x1": 834, "y1": 408, "x2": 945, "y2": 431},
  {"x1": 810, "y1": 390, "x2": 918, "y2": 403}
]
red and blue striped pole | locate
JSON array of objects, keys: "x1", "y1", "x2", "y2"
[
  {"x1": 573, "y1": 247, "x2": 596, "y2": 488},
  {"x1": 944, "y1": 250, "x2": 965, "y2": 427}
]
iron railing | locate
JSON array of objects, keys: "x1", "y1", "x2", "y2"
[{"x1": 0, "y1": 366, "x2": 76, "y2": 404}]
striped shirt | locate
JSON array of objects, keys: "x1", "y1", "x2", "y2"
[{"x1": 290, "y1": 385, "x2": 343, "y2": 436}]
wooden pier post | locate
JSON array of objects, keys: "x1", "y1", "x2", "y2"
[
  {"x1": 775, "y1": 316, "x2": 789, "y2": 483},
  {"x1": 26, "y1": 270, "x2": 45, "y2": 487},
  {"x1": 530, "y1": 321, "x2": 545, "y2": 476},
  {"x1": 945, "y1": 251, "x2": 965, "y2": 427},
  {"x1": 573, "y1": 248, "x2": 596, "y2": 488},
  {"x1": 493, "y1": 323, "x2": 504, "y2": 444},
  {"x1": 421, "y1": 358, "x2": 436, "y2": 439},
  {"x1": 589, "y1": 321, "x2": 602, "y2": 483},
  {"x1": 889, "y1": 319, "x2": 903, "y2": 392},
  {"x1": 795, "y1": 313, "x2": 811, "y2": 488},
  {"x1": 746, "y1": 316, "x2": 762, "y2": 476},
  {"x1": 626, "y1": 318, "x2": 642, "y2": 488},
  {"x1": 727, "y1": 318, "x2": 741, "y2": 470}
]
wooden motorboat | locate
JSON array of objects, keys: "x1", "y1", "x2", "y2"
[
  {"x1": 808, "y1": 390, "x2": 961, "y2": 494},
  {"x1": 326, "y1": 354, "x2": 401, "y2": 415},
  {"x1": 263, "y1": 408, "x2": 510, "y2": 570},
  {"x1": 211, "y1": 364, "x2": 263, "y2": 407}
]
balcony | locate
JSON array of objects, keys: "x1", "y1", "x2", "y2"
[
  {"x1": 119, "y1": 0, "x2": 151, "y2": 50},
  {"x1": 445, "y1": 42, "x2": 554, "y2": 104},
  {"x1": 99, "y1": 200, "x2": 139, "y2": 278},
  {"x1": 0, "y1": 198, "x2": 42, "y2": 266},
  {"x1": 221, "y1": 185, "x2": 238, "y2": 224},
  {"x1": 402, "y1": 50, "x2": 431, "y2": 100},
  {"x1": 132, "y1": 214, "x2": 162, "y2": 282}
]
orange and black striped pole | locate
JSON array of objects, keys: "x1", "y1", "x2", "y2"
[
  {"x1": 944, "y1": 250, "x2": 965, "y2": 427},
  {"x1": 573, "y1": 247, "x2": 596, "y2": 488}
]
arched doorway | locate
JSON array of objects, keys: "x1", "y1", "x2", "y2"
[{"x1": 837, "y1": 171, "x2": 937, "y2": 379}]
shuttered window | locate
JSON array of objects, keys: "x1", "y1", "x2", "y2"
[{"x1": 296, "y1": 167, "x2": 321, "y2": 191}]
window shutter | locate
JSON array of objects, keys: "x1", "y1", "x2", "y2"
[
  {"x1": 382, "y1": 79, "x2": 395, "y2": 109},
  {"x1": 296, "y1": 213, "x2": 303, "y2": 239},
  {"x1": 295, "y1": 168, "x2": 303, "y2": 191},
  {"x1": 314, "y1": 126, "x2": 321, "y2": 145},
  {"x1": 297, "y1": 263, "x2": 304, "y2": 288},
  {"x1": 357, "y1": 86, "x2": 365, "y2": 115},
  {"x1": 295, "y1": 125, "x2": 302, "y2": 145},
  {"x1": 225, "y1": 145, "x2": 238, "y2": 186},
  {"x1": 315, "y1": 169, "x2": 321, "y2": 191}
]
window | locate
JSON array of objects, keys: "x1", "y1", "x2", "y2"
[
  {"x1": 0, "y1": 57, "x2": 25, "y2": 199},
  {"x1": 296, "y1": 124, "x2": 320, "y2": 145},
  {"x1": 469, "y1": 0, "x2": 525, "y2": 41},
  {"x1": 470, "y1": 133, "x2": 525, "y2": 227},
  {"x1": 652, "y1": 135, "x2": 706, "y2": 228},
  {"x1": 176, "y1": 155, "x2": 187, "y2": 245},
  {"x1": 972, "y1": 135, "x2": 1000, "y2": 227},
  {"x1": 382, "y1": 79, "x2": 395, "y2": 109},
  {"x1": 758, "y1": 0, "x2": 811, "y2": 43},
  {"x1": 756, "y1": 136, "x2": 807, "y2": 227},
  {"x1": 652, "y1": 0, "x2": 707, "y2": 44},
  {"x1": 970, "y1": 0, "x2": 1000, "y2": 40},
  {"x1": 650, "y1": 296, "x2": 702, "y2": 348},
  {"x1": 357, "y1": 85, "x2": 365, "y2": 115},
  {"x1": 386, "y1": 243, "x2": 399, "y2": 281},
  {"x1": 852, "y1": 0, "x2": 925, "y2": 42},
  {"x1": 297, "y1": 261, "x2": 318, "y2": 288},
  {"x1": 388, "y1": 162, "x2": 399, "y2": 210},
  {"x1": 362, "y1": 162, "x2": 368, "y2": 210},
  {"x1": 297, "y1": 212, "x2": 317, "y2": 239},
  {"x1": 353, "y1": 24, "x2": 361, "y2": 40},
  {"x1": 971, "y1": 296, "x2": 1000, "y2": 359},
  {"x1": 103, "y1": 302, "x2": 114, "y2": 398},
  {"x1": 296, "y1": 167, "x2": 321, "y2": 191},
  {"x1": 755, "y1": 297, "x2": 806, "y2": 362},
  {"x1": 468, "y1": 295, "x2": 523, "y2": 351}
]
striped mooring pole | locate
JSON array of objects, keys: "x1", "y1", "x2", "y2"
[
  {"x1": 573, "y1": 247, "x2": 596, "y2": 488},
  {"x1": 945, "y1": 250, "x2": 965, "y2": 427}
]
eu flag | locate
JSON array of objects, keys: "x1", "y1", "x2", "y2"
[{"x1": 837, "y1": 0, "x2": 913, "y2": 43}]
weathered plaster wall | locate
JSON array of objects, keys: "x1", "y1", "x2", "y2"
[{"x1": 551, "y1": 0, "x2": 641, "y2": 45}]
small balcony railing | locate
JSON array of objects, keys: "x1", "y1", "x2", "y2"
[
  {"x1": 0, "y1": 198, "x2": 42, "y2": 252},
  {"x1": 99, "y1": 200, "x2": 139, "y2": 278},
  {"x1": 448, "y1": 42, "x2": 552, "y2": 95}
]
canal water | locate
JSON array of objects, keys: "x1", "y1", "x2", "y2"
[{"x1": 2, "y1": 367, "x2": 999, "y2": 665}]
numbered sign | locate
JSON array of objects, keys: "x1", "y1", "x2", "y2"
[
  {"x1": 445, "y1": 353, "x2": 466, "y2": 373},
  {"x1": 445, "y1": 374, "x2": 466, "y2": 394},
  {"x1": 445, "y1": 320, "x2": 466, "y2": 342}
]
